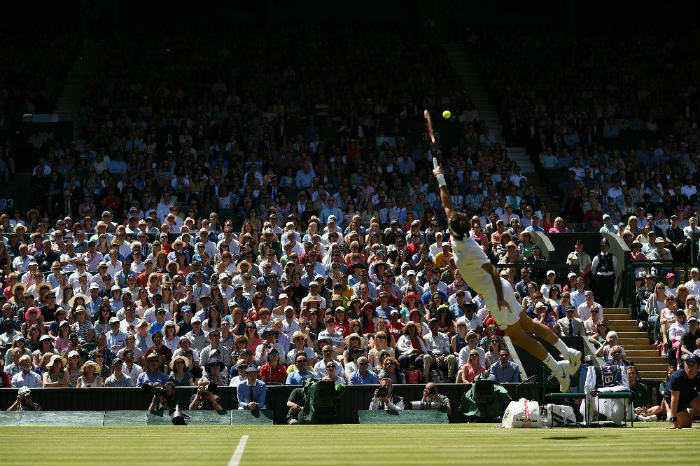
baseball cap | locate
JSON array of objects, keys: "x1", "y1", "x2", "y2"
[
  {"x1": 546, "y1": 270, "x2": 555, "y2": 277},
  {"x1": 666, "y1": 272, "x2": 675, "y2": 279},
  {"x1": 109, "y1": 317, "x2": 120, "y2": 325},
  {"x1": 684, "y1": 354, "x2": 700, "y2": 364},
  {"x1": 567, "y1": 272, "x2": 577, "y2": 279}
]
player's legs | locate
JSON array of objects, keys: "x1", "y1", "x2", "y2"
[
  {"x1": 504, "y1": 323, "x2": 548, "y2": 359},
  {"x1": 677, "y1": 396, "x2": 700, "y2": 427},
  {"x1": 518, "y1": 310, "x2": 582, "y2": 374},
  {"x1": 518, "y1": 311, "x2": 558, "y2": 345},
  {"x1": 504, "y1": 317, "x2": 573, "y2": 392}
]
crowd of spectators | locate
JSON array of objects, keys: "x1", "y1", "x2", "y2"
[
  {"x1": 470, "y1": 27, "x2": 700, "y2": 233},
  {"x1": 3, "y1": 26, "x2": 700, "y2": 400},
  {"x1": 466, "y1": 26, "x2": 700, "y2": 372}
]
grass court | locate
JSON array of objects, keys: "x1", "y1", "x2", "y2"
[{"x1": 2, "y1": 423, "x2": 697, "y2": 466}]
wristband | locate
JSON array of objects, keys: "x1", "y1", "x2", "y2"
[
  {"x1": 669, "y1": 416, "x2": 677, "y2": 422},
  {"x1": 436, "y1": 174, "x2": 447, "y2": 187}
]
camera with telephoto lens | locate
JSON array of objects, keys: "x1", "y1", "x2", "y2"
[
  {"x1": 204, "y1": 382, "x2": 217, "y2": 394},
  {"x1": 428, "y1": 386, "x2": 437, "y2": 395},
  {"x1": 377, "y1": 386, "x2": 388, "y2": 398}
]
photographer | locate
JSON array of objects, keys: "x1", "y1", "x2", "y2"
[
  {"x1": 7, "y1": 387, "x2": 41, "y2": 412},
  {"x1": 189, "y1": 378, "x2": 223, "y2": 411},
  {"x1": 411, "y1": 382, "x2": 451, "y2": 417},
  {"x1": 146, "y1": 381, "x2": 177, "y2": 412},
  {"x1": 369, "y1": 377, "x2": 404, "y2": 411}
]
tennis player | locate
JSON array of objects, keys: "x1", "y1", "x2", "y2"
[{"x1": 433, "y1": 163, "x2": 580, "y2": 391}]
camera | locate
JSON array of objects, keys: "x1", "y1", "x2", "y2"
[
  {"x1": 204, "y1": 382, "x2": 218, "y2": 394},
  {"x1": 141, "y1": 383, "x2": 166, "y2": 397},
  {"x1": 377, "y1": 386, "x2": 388, "y2": 398},
  {"x1": 428, "y1": 386, "x2": 437, "y2": 395}
]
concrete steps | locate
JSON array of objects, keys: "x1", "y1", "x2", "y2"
[
  {"x1": 442, "y1": 42, "x2": 534, "y2": 174},
  {"x1": 603, "y1": 307, "x2": 668, "y2": 380},
  {"x1": 55, "y1": 39, "x2": 101, "y2": 139}
]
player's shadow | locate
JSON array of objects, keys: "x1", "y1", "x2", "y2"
[{"x1": 542, "y1": 436, "x2": 588, "y2": 440}]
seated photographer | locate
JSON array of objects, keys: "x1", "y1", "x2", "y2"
[
  {"x1": 368, "y1": 377, "x2": 404, "y2": 410},
  {"x1": 147, "y1": 381, "x2": 177, "y2": 412},
  {"x1": 7, "y1": 386, "x2": 40, "y2": 411},
  {"x1": 411, "y1": 382, "x2": 451, "y2": 417},
  {"x1": 189, "y1": 378, "x2": 223, "y2": 411},
  {"x1": 237, "y1": 366, "x2": 267, "y2": 410}
]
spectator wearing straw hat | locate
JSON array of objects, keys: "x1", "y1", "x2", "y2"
[
  {"x1": 76, "y1": 360, "x2": 104, "y2": 387},
  {"x1": 42, "y1": 354, "x2": 69, "y2": 387},
  {"x1": 136, "y1": 352, "x2": 168, "y2": 387},
  {"x1": 168, "y1": 355, "x2": 194, "y2": 387}
]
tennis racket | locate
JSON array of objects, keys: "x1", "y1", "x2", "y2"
[{"x1": 424, "y1": 109, "x2": 440, "y2": 169}]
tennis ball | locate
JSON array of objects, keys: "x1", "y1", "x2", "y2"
[{"x1": 442, "y1": 110, "x2": 451, "y2": 119}]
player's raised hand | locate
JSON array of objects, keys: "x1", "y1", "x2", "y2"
[{"x1": 433, "y1": 164, "x2": 445, "y2": 179}]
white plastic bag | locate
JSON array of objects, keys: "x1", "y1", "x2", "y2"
[{"x1": 502, "y1": 399, "x2": 543, "y2": 428}]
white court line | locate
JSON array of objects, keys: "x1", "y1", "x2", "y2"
[{"x1": 228, "y1": 435, "x2": 249, "y2": 466}]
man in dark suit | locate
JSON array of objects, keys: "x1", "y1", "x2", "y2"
[{"x1": 557, "y1": 306, "x2": 586, "y2": 337}]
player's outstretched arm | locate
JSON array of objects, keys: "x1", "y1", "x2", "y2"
[{"x1": 433, "y1": 161, "x2": 455, "y2": 219}]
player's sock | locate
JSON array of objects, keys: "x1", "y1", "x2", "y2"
[
  {"x1": 554, "y1": 339, "x2": 570, "y2": 354},
  {"x1": 554, "y1": 339, "x2": 581, "y2": 374},
  {"x1": 542, "y1": 353, "x2": 560, "y2": 373}
]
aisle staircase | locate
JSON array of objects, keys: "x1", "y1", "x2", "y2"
[
  {"x1": 442, "y1": 43, "x2": 534, "y2": 174},
  {"x1": 605, "y1": 307, "x2": 668, "y2": 380},
  {"x1": 56, "y1": 39, "x2": 100, "y2": 141}
]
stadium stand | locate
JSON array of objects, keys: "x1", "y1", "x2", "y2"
[{"x1": 1, "y1": 19, "x2": 698, "y2": 426}]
